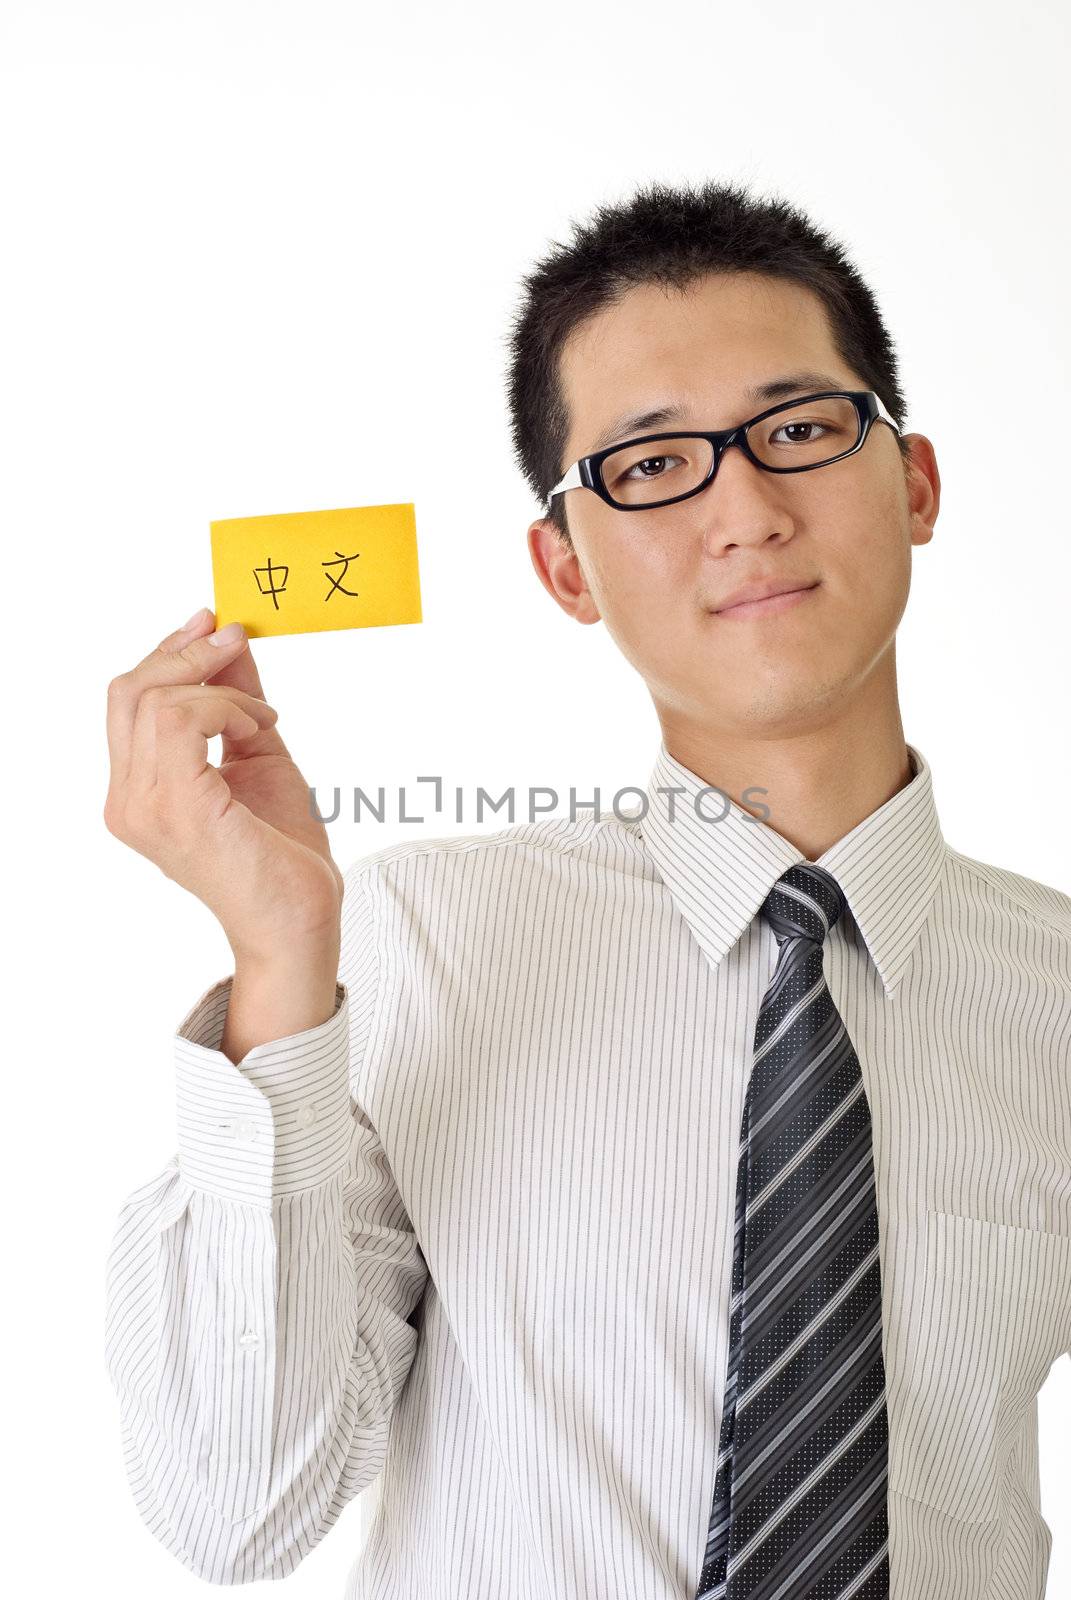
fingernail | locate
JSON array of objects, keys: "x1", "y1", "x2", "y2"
[
  {"x1": 208, "y1": 621, "x2": 245, "y2": 648},
  {"x1": 181, "y1": 606, "x2": 209, "y2": 631}
]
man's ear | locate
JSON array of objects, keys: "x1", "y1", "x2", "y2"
[
  {"x1": 901, "y1": 433, "x2": 940, "y2": 548},
  {"x1": 527, "y1": 516, "x2": 602, "y2": 624}
]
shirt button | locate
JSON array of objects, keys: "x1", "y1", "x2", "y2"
[
  {"x1": 238, "y1": 1327, "x2": 261, "y2": 1349},
  {"x1": 235, "y1": 1118, "x2": 259, "y2": 1142},
  {"x1": 296, "y1": 1102, "x2": 317, "y2": 1128}
]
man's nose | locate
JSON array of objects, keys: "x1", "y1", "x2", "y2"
[{"x1": 696, "y1": 443, "x2": 796, "y2": 551}]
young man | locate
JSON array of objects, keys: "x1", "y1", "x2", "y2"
[{"x1": 104, "y1": 180, "x2": 1071, "y2": 1600}]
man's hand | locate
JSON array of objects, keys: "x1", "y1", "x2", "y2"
[{"x1": 104, "y1": 607, "x2": 343, "y2": 968}]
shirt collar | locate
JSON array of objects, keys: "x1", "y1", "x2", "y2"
[{"x1": 637, "y1": 738, "x2": 949, "y2": 1000}]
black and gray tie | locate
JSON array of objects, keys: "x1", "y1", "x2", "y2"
[{"x1": 695, "y1": 862, "x2": 890, "y2": 1600}]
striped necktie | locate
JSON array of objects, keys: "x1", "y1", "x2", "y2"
[{"x1": 695, "y1": 862, "x2": 890, "y2": 1600}]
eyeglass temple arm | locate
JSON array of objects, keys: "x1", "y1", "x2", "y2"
[
  {"x1": 874, "y1": 393, "x2": 900, "y2": 432},
  {"x1": 547, "y1": 461, "x2": 583, "y2": 502},
  {"x1": 547, "y1": 393, "x2": 903, "y2": 506}
]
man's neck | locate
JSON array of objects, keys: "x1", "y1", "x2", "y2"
[{"x1": 658, "y1": 703, "x2": 914, "y2": 863}]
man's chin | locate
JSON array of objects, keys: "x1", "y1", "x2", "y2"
[{"x1": 677, "y1": 659, "x2": 847, "y2": 724}]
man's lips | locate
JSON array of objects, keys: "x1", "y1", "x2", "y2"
[{"x1": 714, "y1": 581, "x2": 820, "y2": 618}]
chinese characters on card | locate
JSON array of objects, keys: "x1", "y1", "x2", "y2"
[{"x1": 209, "y1": 503, "x2": 422, "y2": 638}]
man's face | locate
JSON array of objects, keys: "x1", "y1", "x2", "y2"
[{"x1": 528, "y1": 272, "x2": 939, "y2": 739}]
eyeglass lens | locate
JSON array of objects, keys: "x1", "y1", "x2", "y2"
[{"x1": 598, "y1": 395, "x2": 864, "y2": 507}]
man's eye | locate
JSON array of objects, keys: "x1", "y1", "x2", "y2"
[
  {"x1": 623, "y1": 454, "x2": 682, "y2": 479},
  {"x1": 770, "y1": 421, "x2": 829, "y2": 444}
]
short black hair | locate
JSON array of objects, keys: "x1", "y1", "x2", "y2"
[{"x1": 504, "y1": 178, "x2": 911, "y2": 548}]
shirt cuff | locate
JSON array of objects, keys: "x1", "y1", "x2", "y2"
[{"x1": 174, "y1": 975, "x2": 351, "y2": 1206}]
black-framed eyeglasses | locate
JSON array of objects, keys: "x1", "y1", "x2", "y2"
[{"x1": 547, "y1": 390, "x2": 901, "y2": 512}]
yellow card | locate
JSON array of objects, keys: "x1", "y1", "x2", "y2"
[{"x1": 210, "y1": 502, "x2": 422, "y2": 638}]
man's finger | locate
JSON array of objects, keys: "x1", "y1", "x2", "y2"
[
  {"x1": 202, "y1": 635, "x2": 290, "y2": 761},
  {"x1": 157, "y1": 605, "x2": 217, "y2": 654},
  {"x1": 107, "y1": 608, "x2": 254, "y2": 785},
  {"x1": 133, "y1": 688, "x2": 264, "y2": 794},
  {"x1": 202, "y1": 625, "x2": 269, "y2": 701}
]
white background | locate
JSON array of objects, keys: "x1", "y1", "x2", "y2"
[{"x1": 2, "y1": 0, "x2": 1068, "y2": 1593}]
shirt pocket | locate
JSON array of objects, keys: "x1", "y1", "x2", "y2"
[{"x1": 887, "y1": 1209, "x2": 1071, "y2": 1524}]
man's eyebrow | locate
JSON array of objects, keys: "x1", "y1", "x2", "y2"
[{"x1": 587, "y1": 370, "x2": 845, "y2": 454}]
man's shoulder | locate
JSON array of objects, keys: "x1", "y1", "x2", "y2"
[
  {"x1": 340, "y1": 807, "x2": 645, "y2": 894},
  {"x1": 945, "y1": 846, "x2": 1071, "y2": 941}
]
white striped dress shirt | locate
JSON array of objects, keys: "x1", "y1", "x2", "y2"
[{"x1": 105, "y1": 740, "x2": 1071, "y2": 1599}]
